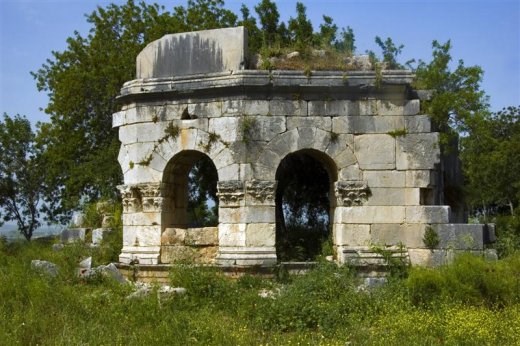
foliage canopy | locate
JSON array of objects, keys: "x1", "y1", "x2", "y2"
[
  {"x1": 0, "y1": 114, "x2": 44, "y2": 240},
  {"x1": 30, "y1": 0, "x2": 359, "y2": 223},
  {"x1": 31, "y1": 0, "x2": 238, "y2": 222},
  {"x1": 461, "y1": 106, "x2": 520, "y2": 215}
]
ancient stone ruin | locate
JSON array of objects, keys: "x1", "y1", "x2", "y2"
[{"x1": 113, "y1": 27, "x2": 493, "y2": 276}]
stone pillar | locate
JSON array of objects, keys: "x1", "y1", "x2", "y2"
[
  {"x1": 216, "y1": 180, "x2": 277, "y2": 267},
  {"x1": 332, "y1": 180, "x2": 371, "y2": 264},
  {"x1": 118, "y1": 183, "x2": 165, "y2": 265}
]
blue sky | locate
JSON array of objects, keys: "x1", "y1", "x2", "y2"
[{"x1": 0, "y1": 0, "x2": 519, "y2": 126}]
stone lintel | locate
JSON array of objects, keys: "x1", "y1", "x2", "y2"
[{"x1": 334, "y1": 206, "x2": 406, "y2": 224}]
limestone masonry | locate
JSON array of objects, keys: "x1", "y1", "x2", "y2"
[{"x1": 113, "y1": 27, "x2": 494, "y2": 272}]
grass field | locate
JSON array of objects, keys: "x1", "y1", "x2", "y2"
[{"x1": 1, "y1": 237, "x2": 519, "y2": 345}]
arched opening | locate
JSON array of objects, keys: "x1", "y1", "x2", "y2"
[
  {"x1": 275, "y1": 149, "x2": 337, "y2": 261},
  {"x1": 187, "y1": 157, "x2": 218, "y2": 227},
  {"x1": 162, "y1": 150, "x2": 218, "y2": 228}
]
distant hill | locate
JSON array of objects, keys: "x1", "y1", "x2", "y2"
[{"x1": 0, "y1": 223, "x2": 64, "y2": 241}]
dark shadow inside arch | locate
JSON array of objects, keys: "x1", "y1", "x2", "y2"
[
  {"x1": 275, "y1": 149, "x2": 336, "y2": 262},
  {"x1": 162, "y1": 151, "x2": 218, "y2": 228}
]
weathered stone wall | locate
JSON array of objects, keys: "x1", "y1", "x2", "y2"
[
  {"x1": 136, "y1": 26, "x2": 247, "y2": 79},
  {"x1": 113, "y1": 27, "x2": 490, "y2": 269},
  {"x1": 161, "y1": 227, "x2": 218, "y2": 264}
]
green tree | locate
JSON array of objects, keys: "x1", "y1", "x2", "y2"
[
  {"x1": 238, "y1": 4, "x2": 261, "y2": 54},
  {"x1": 254, "y1": 0, "x2": 284, "y2": 46},
  {"x1": 460, "y1": 106, "x2": 520, "y2": 256},
  {"x1": 375, "y1": 36, "x2": 405, "y2": 69},
  {"x1": 317, "y1": 16, "x2": 356, "y2": 54},
  {"x1": 414, "y1": 40, "x2": 488, "y2": 140},
  {"x1": 335, "y1": 26, "x2": 356, "y2": 54},
  {"x1": 172, "y1": 0, "x2": 237, "y2": 32},
  {"x1": 288, "y1": 2, "x2": 314, "y2": 51},
  {"x1": 275, "y1": 152, "x2": 331, "y2": 261},
  {"x1": 32, "y1": 0, "x2": 237, "y2": 223},
  {"x1": 187, "y1": 157, "x2": 219, "y2": 227},
  {"x1": 0, "y1": 114, "x2": 44, "y2": 241},
  {"x1": 461, "y1": 106, "x2": 520, "y2": 216},
  {"x1": 319, "y1": 15, "x2": 337, "y2": 48}
]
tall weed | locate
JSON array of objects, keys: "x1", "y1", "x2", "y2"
[
  {"x1": 255, "y1": 261, "x2": 365, "y2": 334},
  {"x1": 1, "y1": 240, "x2": 519, "y2": 345},
  {"x1": 494, "y1": 214, "x2": 520, "y2": 258},
  {"x1": 407, "y1": 252, "x2": 520, "y2": 307}
]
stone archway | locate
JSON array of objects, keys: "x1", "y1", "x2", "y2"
[
  {"x1": 275, "y1": 149, "x2": 338, "y2": 261},
  {"x1": 115, "y1": 27, "x2": 491, "y2": 275},
  {"x1": 160, "y1": 150, "x2": 220, "y2": 264}
]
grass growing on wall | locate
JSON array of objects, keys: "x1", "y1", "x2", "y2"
[{"x1": 1, "y1": 240, "x2": 519, "y2": 345}]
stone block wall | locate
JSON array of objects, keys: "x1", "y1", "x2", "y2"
[
  {"x1": 112, "y1": 27, "x2": 489, "y2": 269},
  {"x1": 161, "y1": 227, "x2": 218, "y2": 264}
]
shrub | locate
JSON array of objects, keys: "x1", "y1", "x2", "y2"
[
  {"x1": 493, "y1": 214, "x2": 520, "y2": 258},
  {"x1": 255, "y1": 261, "x2": 363, "y2": 334},
  {"x1": 423, "y1": 226, "x2": 440, "y2": 250},
  {"x1": 443, "y1": 254, "x2": 511, "y2": 306},
  {"x1": 92, "y1": 202, "x2": 123, "y2": 264},
  {"x1": 169, "y1": 264, "x2": 233, "y2": 301},
  {"x1": 406, "y1": 266, "x2": 445, "y2": 307},
  {"x1": 80, "y1": 202, "x2": 103, "y2": 228},
  {"x1": 407, "y1": 252, "x2": 520, "y2": 307}
]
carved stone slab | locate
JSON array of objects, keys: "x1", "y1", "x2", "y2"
[
  {"x1": 118, "y1": 183, "x2": 169, "y2": 213},
  {"x1": 217, "y1": 180, "x2": 245, "y2": 207},
  {"x1": 246, "y1": 180, "x2": 277, "y2": 205},
  {"x1": 335, "y1": 181, "x2": 370, "y2": 206}
]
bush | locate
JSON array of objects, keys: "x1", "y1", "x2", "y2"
[
  {"x1": 406, "y1": 252, "x2": 520, "y2": 307},
  {"x1": 494, "y1": 214, "x2": 520, "y2": 258},
  {"x1": 406, "y1": 266, "x2": 445, "y2": 307},
  {"x1": 80, "y1": 202, "x2": 103, "y2": 228},
  {"x1": 169, "y1": 264, "x2": 233, "y2": 300},
  {"x1": 255, "y1": 261, "x2": 364, "y2": 334},
  {"x1": 92, "y1": 202, "x2": 123, "y2": 264}
]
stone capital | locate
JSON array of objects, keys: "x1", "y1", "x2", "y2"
[
  {"x1": 246, "y1": 180, "x2": 277, "y2": 205},
  {"x1": 117, "y1": 184, "x2": 142, "y2": 213},
  {"x1": 217, "y1": 180, "x2": 245, "y2": 207},
  {"x1": 335, "y1": 180, "x2": 370, "y2": 206},
  {"x1": 117, "y1": 183, "x2": 170, "y2": 213}
]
